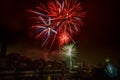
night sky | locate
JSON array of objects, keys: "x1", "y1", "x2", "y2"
[{"x1": 0, "y1": 0, "x2": 120, "y2": 64}]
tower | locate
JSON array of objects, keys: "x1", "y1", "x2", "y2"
[{"x1": 0, "y1": 27, "x2": 7, "y2": 58}]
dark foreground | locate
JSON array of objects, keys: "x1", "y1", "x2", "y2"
[
  {"x1": 0, "y1": 54, "x2": 120, "y2": 80},
  {"x1": 0, "y1": 69, "x2": 120, "y2": 80}
]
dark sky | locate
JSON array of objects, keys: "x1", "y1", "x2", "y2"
[{"x1": 0, "y1": 0, "x2": 120, "y2": 64}]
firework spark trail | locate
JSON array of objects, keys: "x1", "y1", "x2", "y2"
[{"x1": 61, "y1": 43, "x2": 77, "y2": 70}]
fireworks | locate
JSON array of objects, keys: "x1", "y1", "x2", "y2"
[
  {"x1": 28, "y1": 0, "x2": 86, "y2": 48},
  {"x1": 31, "y1": 16, "x2": 57, "y2": 47},
  {"x1": 62, "y1": 43, "x2": 76, "y2": 56},
  {"x1": 47, "y1": 0, "x2": 86, "y2": 34},
  {"x1": 58, "y1": 32, "x2": 70, "y2": 46},
  {"x1": 105, "y1": 64, "x2": 117, "y2": 78},
  {"x1": 61, "y1": 43, "x2": 76, "y2": 69}
]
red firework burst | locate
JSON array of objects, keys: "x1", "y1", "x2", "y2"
[
  {"x1": 47, "y1": 0, "x2": 86, "y2": 34},
  {"x1": 58, "y1": 32, "x2": 70, "y2": 46},
  {"x1": 28, "y1": 0, "x2": 86, "y2": 48}
]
